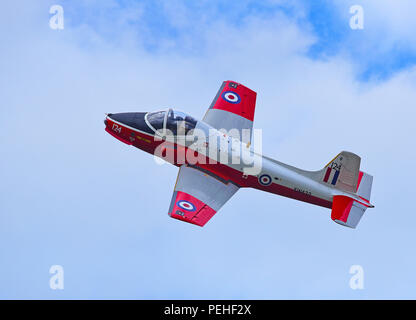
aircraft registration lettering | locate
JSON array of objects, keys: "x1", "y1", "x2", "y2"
[{"x1": 294, "y1": 187, "x2": 312, "y2": 196}]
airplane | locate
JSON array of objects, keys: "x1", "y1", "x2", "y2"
[{"x1": 104, "y1": 80, "x2": 374, "y2": 228}]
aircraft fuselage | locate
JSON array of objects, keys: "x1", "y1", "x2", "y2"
[{"x1": 105, "y1": 111, "x2": 370, "y2": 211}]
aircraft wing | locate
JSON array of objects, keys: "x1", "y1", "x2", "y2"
[
  {"x1": 168, "y1": 165, "x2": 239, "y2": 226},
  {"x1": 203, "y1": 80, "x2": 257, "y2": 143}
]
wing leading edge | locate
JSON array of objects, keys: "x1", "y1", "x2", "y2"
[{"x1": 168, "y1": 165, "x2": 239, "y2": 226}]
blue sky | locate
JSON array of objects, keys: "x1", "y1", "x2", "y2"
[{"x1": 1, "y1": 0, "x2": 416, "y2": 299}]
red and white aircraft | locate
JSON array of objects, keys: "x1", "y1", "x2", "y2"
[{"x1": 104, "y1": 81, "x2": 374, "y2": 228}]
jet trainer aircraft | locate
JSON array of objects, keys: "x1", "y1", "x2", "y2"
[{"x1": 104, "y1": 81, "x2": 374, "y2": 228}]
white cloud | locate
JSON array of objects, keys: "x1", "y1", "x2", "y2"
[{"x1": 1, "y1": 0, "x2": 416, "y2": 298}]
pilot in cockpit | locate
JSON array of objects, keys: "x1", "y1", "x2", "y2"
[{"x1": 166, "y1": 109, "x2": 197, "y2": 135}]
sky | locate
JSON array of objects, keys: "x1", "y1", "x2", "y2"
[{"x1": 1, "y1": 0, "x2": 416, "y2": 299}]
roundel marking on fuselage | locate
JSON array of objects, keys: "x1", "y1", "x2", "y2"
[{"x1": 258, "y1": 174, "x2": 272, "y2": 186}]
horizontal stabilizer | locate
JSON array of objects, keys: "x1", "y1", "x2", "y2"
[{"x1": 331, "y1": 195, "x2": 367, "y2": 228}]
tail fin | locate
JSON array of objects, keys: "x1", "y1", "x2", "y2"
[
  {"x1": 320, "y1": 151, "x2": 361, "y2": 193},
  {"x1": 319, "y1": 152, "x2": 374, "y2": 228}
]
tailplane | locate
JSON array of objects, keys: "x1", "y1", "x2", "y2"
[{"x1": 331, "y1": 195, "x2": 369, "y2": 228}]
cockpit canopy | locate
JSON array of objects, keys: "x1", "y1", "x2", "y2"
[{"x1": 145, "y1": 109, "x2": 197, "y2": 135}]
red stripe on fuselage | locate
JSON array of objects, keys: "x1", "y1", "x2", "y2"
[
  {"x1": 105, "y1": 127, "x2": 132, "y2": 145},
  {"x1": 105, "y1": 118, "x2": 162, "y2": 155}
]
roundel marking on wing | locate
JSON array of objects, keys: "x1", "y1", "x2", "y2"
[
  {"x1": 258, "y1": 174, "x2": 272, "y2": 186},
  {"x1": 177, "y1": 200, "x2": 196, "y2": 212},
  {"x1": 222, "y1": 91, "x2": 241, "y2": 104}
]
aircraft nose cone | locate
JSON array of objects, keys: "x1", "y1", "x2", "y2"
[
  {"x1": 106, "y1": 112, "x2": 153, "y2": 134},
  {"x1": 104, "y1": 113, "x2": 113, "y2": 126}
]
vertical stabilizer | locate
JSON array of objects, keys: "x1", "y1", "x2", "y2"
[{"x1": 320, "y1": 151, "x2": 361, "y2": 193}]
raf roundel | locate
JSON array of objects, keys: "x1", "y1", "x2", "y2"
[
  {"x1": 222, "y1": 91, "x2": 241, "y2": 104},
  {"x1": 258, "y1": 174, "x2": 272, "y2": 186},
  {"x1": 177, "y1": 200, "x2": 196, "y2": 212}
]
